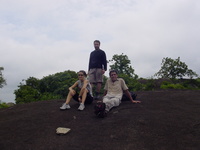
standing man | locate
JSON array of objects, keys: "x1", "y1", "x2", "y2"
[{"x1": 88, "y1": 40, "x2": 107, "y2": 100}]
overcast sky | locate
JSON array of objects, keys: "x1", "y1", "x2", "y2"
[{"x1": 0, "y1": 0, "x2": 200, "y2": 103}]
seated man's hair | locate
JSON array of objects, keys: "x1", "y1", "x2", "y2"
[{"x1": 109, "y1": 70, "x2": 118, "y2": 76}]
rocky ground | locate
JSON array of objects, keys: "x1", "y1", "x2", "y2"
[{"x1": 0, "y1": 90, "x2": 200, "y2": 150}]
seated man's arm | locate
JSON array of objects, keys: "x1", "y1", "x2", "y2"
[{"x1": 124, "y1": 90, "x2": 141, "y2": 103}]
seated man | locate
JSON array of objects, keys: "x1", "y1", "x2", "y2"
[{"x1": 95, "y1": 70, "x2": 141, "y2": 117}]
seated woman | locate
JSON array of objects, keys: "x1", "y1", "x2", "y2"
[{"x1": 60, "y1": 70, "x2": 93, "y2": 111}]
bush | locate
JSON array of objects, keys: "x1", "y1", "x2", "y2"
[
  {"x1": 142, "y1": 79, "x2": 156, "y2": 91},
  {"x1": 0, "y1": 101, "x2": 9, "y2": 108},
  {"x1": 15, "y1": 85, "x2": 40, "y2": 104},
  {"x1": 180, "y1": 79, "x2": 200, "y2": 89},
  {"x1": 14, "y1": 70, "x2": 78, "y2": 104},
  {"x1": 118, "y1": 74, "x2": 143, "y2": 91},
  {"x1": 160, "y1": 82, "x2": 186, "y2": 89},
  {"x1": 39, "y1": 92, "x2": 61, "y2": 101}
]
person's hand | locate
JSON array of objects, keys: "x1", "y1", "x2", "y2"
[
  {"x1": 70, "y1": 89, "x2": 76, "y2": 96},
  {"x1": 102, "y1": 69, "x2": 105, "y2": 74},
  {"x1": 131, "y1": 100, "x2": 141, "y2": 103},
  {"x1": 78, "y1": 97, "x2": 82, "y2": 102}
]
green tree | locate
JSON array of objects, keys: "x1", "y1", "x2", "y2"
[
  {"x1": 118, "y1": 74, "x2": 143, "y2": 91},
  {"x1": 39, "y1": 70, "x2": 77, "y2": 97},
  {"x1": 14, "y1": 70, "x2": 78, "y2": 104},
  {"x1": 109, "y1": 53, "x2": 138, "y2": 79},
  {"x1": 155, "y1": 57, "x2": 198, "y2": 79},
  {"x1": 14, "y1": 85, "x2": 40, "y2": 104},
  {"x1": 0, "y1": 67, "x2": 6, "y2": 88},
  {"x1": 109, "y1": 53, "x2": 141, "y2": 91},
  {"x1": 14, "y1": 77, "x2": 41, "y2": 104}
]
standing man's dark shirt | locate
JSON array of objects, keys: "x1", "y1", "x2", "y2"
[{"x1": 88, "y1": 49, "x2": 107, "y2": 71}]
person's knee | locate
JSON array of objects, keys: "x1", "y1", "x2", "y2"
[
  {"x1": 81, "y1": 87, "x2": 86, "y2": 91},
  {"x1": 81, "y1": 88, "x2": 88, "y2": 94},
  {"x1": 103, "y1": 98, "x2": 109, "y2": 103},
  {"x1": 69, "y1": 91, "x2": 75, "y2": 96},
  {"x1": 85, "y1": 89, "x2": 88, "y2": 93},
  {"x1": 113, "y1": 98, "x2": 120, "y2": 105}
]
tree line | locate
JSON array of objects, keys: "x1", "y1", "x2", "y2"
[{"x1": 1, "y1": 54, "x2": 199, "y2": 104}]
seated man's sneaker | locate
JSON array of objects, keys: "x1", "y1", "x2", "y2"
[{"x1": 60, "y1": 103, "x2": 70, "y2": 110}]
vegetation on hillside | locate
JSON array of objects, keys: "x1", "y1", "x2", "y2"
[
  {"x1": 109, "y1": 53, "x2": 138, "y2": 78},
  {"x1": 155, "y1": 57, "x2": 198, "y2": 79},
  {"x1": 0, "y1": 67, "x2": 6, "y2": 88},
  {"x1": 14, "y1": 70, "x2": 77, "y2": 104},
  {"x1": 0, "y1": 100, "x2": 9, "y2": 108},
  {"x1": 1, "y1": 54, "x2": 199, "y2": 105}
]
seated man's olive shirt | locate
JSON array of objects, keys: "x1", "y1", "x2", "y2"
[{"x1": 104, "y1": 78, "x2": 128, "y2": 99}]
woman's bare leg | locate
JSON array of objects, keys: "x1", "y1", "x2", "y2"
[
  {"x1": 65, "y1": 91, "x2": 75, "y2": 104},
  {"x1": 79, "y1": 89, "x2": 88, "y2": 104}
]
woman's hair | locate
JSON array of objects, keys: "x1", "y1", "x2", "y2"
[{"x1": 78, "y1": 70, "x2": 87, "y2": 77}]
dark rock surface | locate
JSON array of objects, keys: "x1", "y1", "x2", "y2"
[{"x1": 0, "y1": 90, "x2": 200, "y2": 150}]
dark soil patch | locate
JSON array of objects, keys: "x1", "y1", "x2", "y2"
[{"x1": 0, "y1": 90, "x2": 200, "y2": 150}]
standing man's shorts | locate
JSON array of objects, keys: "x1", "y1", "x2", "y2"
[{"x1": 88, "y1": 68, "x2": 103, "y2": 83}]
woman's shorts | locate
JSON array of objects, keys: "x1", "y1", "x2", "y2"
[{"x1": 73, "y1": 93, "x2": 93, "y2": 104}]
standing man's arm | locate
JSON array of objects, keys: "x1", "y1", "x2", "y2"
[
  {"x1": 88, "y1": 53, "x2": 92, "y2": 72},
  {"x1": 103, "y1": 80, "x2": 108, "y2": 96},
  {"x1": 102, "y1": 51, "x2": 107, "y2": 72}
]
